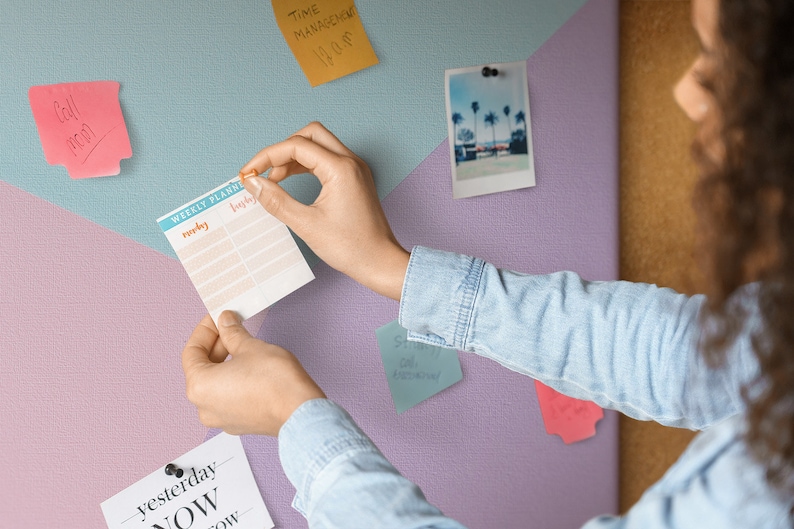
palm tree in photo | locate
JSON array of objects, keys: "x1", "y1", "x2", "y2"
[
  {"x1": 484, "y1": 111, "x2": 499, "y2": 154},
  {"x1": 457, "y1": 127, "x2": 475, "y2": 162},
  {"x1": 451, "y1": 112, "x2": 464, "y2": 146},
  {"x1": 457, "y1": 128, "x2": 474, "y2": 145},
  {"x1": 511, "y1": 110, "x2": 529, "y2": 154},
  {"x1": 503, "y1": 105, "x2": 512, "y2": 140},
  {"x1": 515, "y1": 110, "x2": 527, "y2": 137},
  {"x1": 471, "y1": 101, "x2": 480, "y2": 152}
]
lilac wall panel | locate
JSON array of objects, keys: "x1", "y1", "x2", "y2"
[
  {"x1": 0, "y1": 0, "x2": 618, "y2": 526},
  {"x1": 0, "y1": 182, "x2": 208, "y2": 527},
  {"x1": 237, "y1": 0, "x2": 621, "y2": 527}
]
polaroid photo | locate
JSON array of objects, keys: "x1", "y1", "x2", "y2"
[
  {"x1": 157, "y1": 177, "x2": 314, "y2": 324},
  {"x1": 445, "y1": 60, "x2": 535, "y2": 199}
]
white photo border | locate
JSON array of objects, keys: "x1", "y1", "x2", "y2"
[{"x1": 445, "y1": 60, "x2": 536, "y2": 199}]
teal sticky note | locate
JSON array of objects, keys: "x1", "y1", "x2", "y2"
[{"x1": 375, "y1": 320, "x2": 463, "y2": 414}]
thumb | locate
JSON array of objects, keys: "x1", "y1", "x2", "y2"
[
  {"x1": 216, "y1": 311, "x2": 255, "y2": 357},
  {"x1": 182, "y1": 314, "x2": 221, "y2": 374},
  {"x1": 243, "y1": 176, "x2": 307, "y2": 229}
]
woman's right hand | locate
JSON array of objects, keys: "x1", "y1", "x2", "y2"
[{"x1": 239, "y1": 122, "x2": 410, "y2": 301}]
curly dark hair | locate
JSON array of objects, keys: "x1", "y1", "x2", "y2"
[{"x1": 693, "y1": 0, "x2": 794, "y2": 507}]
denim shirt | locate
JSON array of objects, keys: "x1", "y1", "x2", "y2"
[{"x1": 278, "y1": 246, "x2": 791, "y2": 528}]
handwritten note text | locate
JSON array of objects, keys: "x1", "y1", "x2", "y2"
[
  {"x1": 272, "y1": 0, "x2": 379, "y2": 86},
  {"x1": 28, "y1": 81, "x2": 132, "y2": 179}
]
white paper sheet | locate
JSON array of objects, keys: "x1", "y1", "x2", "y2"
[
  {"x1": 158, "y1": 177, "x2": 314, "y2": 323},
  {"x1": 101, "y1": 433, "x2": 273, "y2": 529}
]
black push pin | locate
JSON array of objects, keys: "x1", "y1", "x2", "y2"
[
  {"x1": 481, "y1": 66, "x2": 499, "y2": 77},
  {"x1": 164, "y1": 463, "x2": 184, "y2": 478}
]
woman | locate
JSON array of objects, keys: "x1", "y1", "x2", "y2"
[{"x1": 181, "y1": 0, "x2": 794, "y2": 526}]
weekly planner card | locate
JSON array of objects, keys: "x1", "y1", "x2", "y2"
[{"x1": 158, "y1": 178, "x2": 314, "y2": 323}]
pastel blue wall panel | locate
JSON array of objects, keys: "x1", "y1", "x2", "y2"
[{"x1": 1, "y1": 0, "x2": 587, "y2": 257}]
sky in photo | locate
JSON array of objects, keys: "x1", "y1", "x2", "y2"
[{"x1": 449, "y1": 62, "x2": 529, "y2": 144}]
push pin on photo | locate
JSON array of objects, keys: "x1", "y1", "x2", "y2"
[
  {"x1": 481, "y1": 66, "x2": 499, "y2": 77},
  {"x1": 164, "y1": 464, "x2": 184, "y2": 478},
  {"x1": 238, "y1": 168, "x2": 259, "y2": 185}
]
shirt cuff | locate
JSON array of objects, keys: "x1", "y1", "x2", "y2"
[
  {"x1": 278, "y1": 398, "x2": 381, "y2": 516},
  {"x1": 399, "y1": 246, "x2": 484, "y2": 350}
]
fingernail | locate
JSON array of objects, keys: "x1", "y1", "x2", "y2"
[
  {"x1": 238, "y1": 169, "x2": 257, "y2": 185},
  {"x1": 219, "y1": 311, "x2": 241, "y2": 327},
  {"x1": 244, "y1": 176, "x2": 265, "y2": 198}
]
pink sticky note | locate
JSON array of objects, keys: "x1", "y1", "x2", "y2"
[
  {"x1": 534, "y1": 380, "x2": 604, "y2": 444},
  {"x1": 28, "y1": 81, "x2": 132, "y2": 179}
]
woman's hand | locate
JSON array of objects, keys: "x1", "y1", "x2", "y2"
[
  {"x1": 239, "y1": 122, "x2": 410, "y2": 301},
  {"x1": 181, "y1": 311, "x2": 326, "y2": 436}
]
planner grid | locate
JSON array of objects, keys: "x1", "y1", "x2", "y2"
[{"x1": 158, "y1": 178, "x2": 314, "y2": 322}]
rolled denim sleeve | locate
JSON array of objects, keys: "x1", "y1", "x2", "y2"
[
  {"x1": 399, "y1": 246, "x2": 759, "y2": 430},
  {"x1": 279, "y1": 398, "x2": 469, "y2": 529}
]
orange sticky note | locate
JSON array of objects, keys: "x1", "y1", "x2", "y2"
[
  {"x1": 272, "y1": 0, "x2": 379, "y2": 87},
  {"x1": 534, "y1": 381, "x2": 604, "y2": 444},
  {"x1": 28, "y1": 81, "x2": 132, "y2": 179}
]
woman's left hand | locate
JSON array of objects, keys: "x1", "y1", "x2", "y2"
[{"x1": 181, "y1": 311, "x2": 326, "y2": 436}]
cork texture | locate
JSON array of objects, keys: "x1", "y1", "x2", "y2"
[{"x1": 619, "y1": 0, "x2": 703, "y2": 512}]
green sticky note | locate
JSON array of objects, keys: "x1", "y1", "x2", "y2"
[{"x1": 375, "y1": 320, "x2": 463, "y2": 414}]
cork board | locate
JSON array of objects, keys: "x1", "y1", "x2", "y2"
[
  {"x1": 0, "y1": 1, "x2": 620, "y2": 527},
  {"x1": 618, "y1": 0, "x2": 701, "y2": 511}
]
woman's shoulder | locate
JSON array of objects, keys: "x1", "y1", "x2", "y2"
[{"x1": 626, "y1": 415, "x2": 792, "y2": 528}]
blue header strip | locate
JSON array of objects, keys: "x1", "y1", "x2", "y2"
[{"x1": 157, "y1": 179, "x2": 246, "y2": 231}]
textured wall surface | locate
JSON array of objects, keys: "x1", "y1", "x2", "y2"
[
  {"x1": 0, "y1": 0, "x2": 588, "y2": 258},
  {"x1": 233, "y1": 2, "x2": 620, "y2": 526},
  {"x1": 0, "y1": 1, "x2": 619, "y2": 527},
  {"x1": 618, "y1": 0, "x2": 701, "y2": 512}
]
